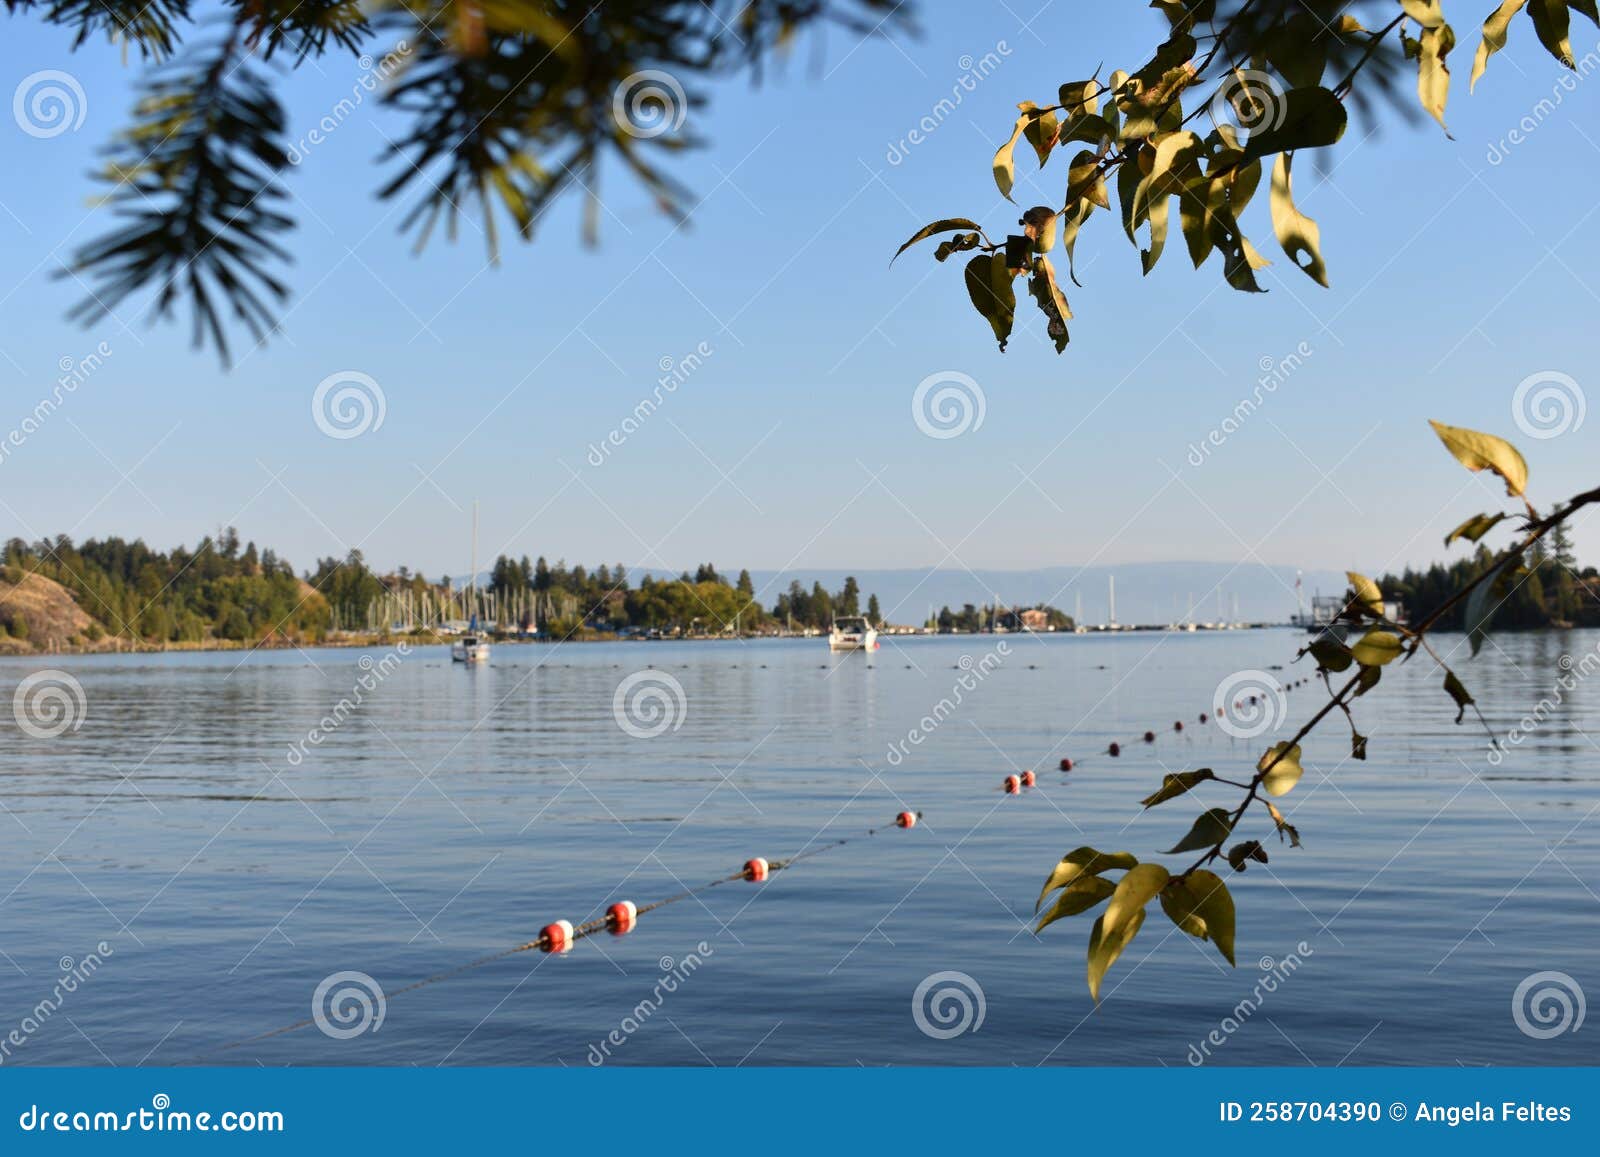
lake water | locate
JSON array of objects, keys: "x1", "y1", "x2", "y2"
[{"x1": 1, "y1": 630, "x2": 1596, "y2": 1067}]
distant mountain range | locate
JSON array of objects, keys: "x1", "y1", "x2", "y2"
[{"x1": 728, "y1": 563, "x2": 1349, "y2": 626}]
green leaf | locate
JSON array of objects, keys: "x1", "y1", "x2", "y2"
[
  {"x1": 1257, "y1": 742, "x2": 1304, "y2": 798},
  {"x1": 1307, "y1": 636, "x2": 1354, "y2": 672},
  {"x1": 1140, "y1": 768, "x2": 1216, "y2": 807},
  {"x1": 1355, "y1": 663, "x2": 1383, "y2": 696},
  {"x1": 1529, "y1": 0, "x2": 1575, "y2": 66},
  {"x1": 1027, "y1": 256, "x2": 1072, "y2": 353},
  {"x1": 1444, "y1": 670, "x2": 1475, "y2": 723},
  {"x1": 1428, "y1": 420, "x2": 1529, "y2": 497},
  {"x1": 1067, "y1": 149, "x2": 1110, "y2": 209},
  {"x1": 1035, "y1": 846, "x2": 1139, "y2": 913},
  {"x1": 1351, "y1": 629, "x2": 1403, "y2": 667},
  {"x1": 1463, "y1": 578, "x2": 1495, "y2": 657},
  {"x1": 1269, "y1": 152, "x2": 1328, "y2": 286},
  {"x1": 1226, "y1": 840, "x2": 1269, "y2": 872},
  {"x1": 1471, "y1": 0, "x2": 1527, "y2": 91},
  {"x1": 964, "y1": 252, "x2": 1017, "y2": 351},
  {"x1": 1346, "y1": 570, "x2": 1385, "y2": 618},
  {"x1": 1164, "y1": 807, "x2": 1235, "y2": 853},
  {"x1": 1240, "y1": 87, "x2": 1347, "y2": 159},
  {"x1": 892, "y1": 218, "x2": 985, "y2": 265},
  {"x1": 1444, "y1": 511, "x2": 1510, "y2": 547},
  {"x1": 1158, "y1": 870, "x2": 1236, "y2": 965},
  {"x1": 1086, "y1": 906, "x2": 1145, "y2": 1001},
  {"x1": 1059, "y1": 79, "x2": 1102, "y2": 117},
  {"x1": 1021, "y1": 205, "x2": 1058, "y2": 253},
  {"x1": 1035, "y1": 875, "x2": 1116, "y2": 933},
  {"x1": 1024, "y1": 109, "x2": 1061, "y2": 167},
  {"x1": 934, "y1": 232, "x2": 983, "y2": 262}
]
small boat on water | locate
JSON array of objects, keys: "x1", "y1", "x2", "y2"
[
  {"x1": 452, "y1": 619, "x2": 490, "y2": 664},
  {"x1": 828, "y1": 615, "x2": 879, "y2": 652},
  {"x1": 451, "y1": 501, "x2": 491, "y2": 665}
]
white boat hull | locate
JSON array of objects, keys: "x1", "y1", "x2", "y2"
[{"x1": 451, "y1": 639, "x2": 490, "y2": 663}]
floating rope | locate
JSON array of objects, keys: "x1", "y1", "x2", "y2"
[{"x1": 198, "y1": 810, "x2": 923, "y2": 1058}]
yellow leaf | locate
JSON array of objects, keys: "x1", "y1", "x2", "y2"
[
  {"x1": 993, "y1": 108, "x2": 1032, "y2": 201},
  {"x1": 1471, "y1": 0, "x2": 1528, "y2": 91},
  {"x1": 1087, "y1": 907, "x2": 1145, "y2": 1001},
  {"x1": 1428, "y1": 419, "x2": 1529, "y2": 496},
  {"x1": 1346, "y1": 571, "x2": 1384, "y2": 617},
  {"x1": 1159, "y1": 870, "x2": 1237, "y2": 965},
  {"x1": 1035, "y1": 875, "x2": 1116, "y2": 933},
  {"x1": 1035, "y1": 846, "x2": 1138, "y2": 912},
  {"x1": 1269, "y1": 152, "x2": 1327, "y2": 286},
  {"x1": 1351, "y1": 628, "x2": 1403, "y2": 667},
  {"x1": 1103, "y1": 863, "x2": 1170, "y2": 939},
  {"x1": 1257, "y1": 741, "x2": 1304, "y2": 797}
]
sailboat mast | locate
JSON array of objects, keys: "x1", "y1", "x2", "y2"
[{"x1": 471, "y1": 500, "x2": 479, "y2": 623}]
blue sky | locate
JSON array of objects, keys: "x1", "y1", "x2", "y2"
[{"x1": 1, "y1": 3, "x2": 1597, "y2": 584}]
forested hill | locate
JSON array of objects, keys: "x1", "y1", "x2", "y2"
[
  {"x1": 1377, "y1": 527, "x2": 1600, "y2": 631},
  {"x1": 0, "y1": 532, "x2": 920, "y2": 651}
]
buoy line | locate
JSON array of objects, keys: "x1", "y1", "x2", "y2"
[{"x1": 196, "y1": 810, "x2": 923, "y2": 1059}]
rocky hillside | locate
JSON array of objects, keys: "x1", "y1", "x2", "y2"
[{"x1": 0, "y1": 570, "x2": 100, "y2": 653}]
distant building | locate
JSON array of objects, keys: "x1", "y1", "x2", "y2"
[{"x1": 1019, "y1": 608, "x2": 1050, "y2": 631}]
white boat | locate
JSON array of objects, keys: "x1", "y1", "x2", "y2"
[
  {"x1": 451, "y1": 501, "x2": 491, "y2": 665},
  {"x1": 452, "y1": 633, "x2": 490, "y2": 663},
  {"x1": 828, "y1": 615, "x2": 879, "y2": 652}
]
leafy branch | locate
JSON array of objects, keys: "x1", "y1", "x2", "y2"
[
  {"x1": 1035, "y1": 419, "x2": 1599, "y2": 998},
  {"x1": 894, "y1": 0, "x2": 1590, "y2": 354}
]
